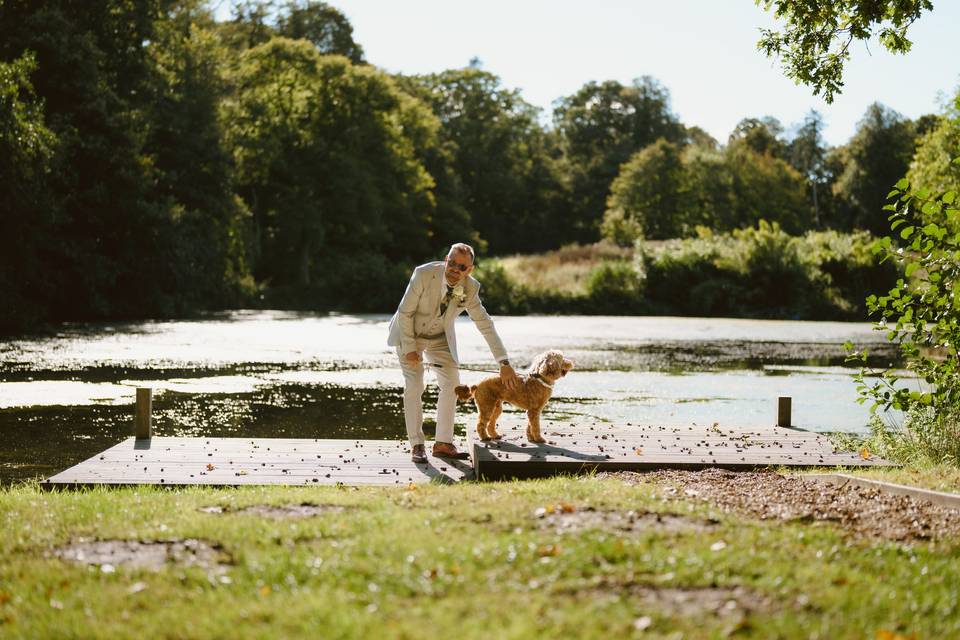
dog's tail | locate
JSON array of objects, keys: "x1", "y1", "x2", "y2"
[{"x1": 454, "y1": 384, "x2": 476, "y2": 402}]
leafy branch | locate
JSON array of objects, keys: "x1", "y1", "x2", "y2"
[
  {"x1": 756, "y1": 0, "x2": 933, "y2": 103},
  {"x1": 848, "y1": 160, "x2": 960, "y2": 416}
]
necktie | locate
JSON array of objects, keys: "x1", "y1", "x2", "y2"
[{"x1": 440, "y1": 287, "x2": 452, "y2": 316}]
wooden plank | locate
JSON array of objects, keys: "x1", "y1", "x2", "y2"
[{"x1": 43, "y1": 437, "x2": 472, "y2": 488}]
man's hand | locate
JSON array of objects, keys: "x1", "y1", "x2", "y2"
[
  {"x1": 500, "y1": 364, "x2": 520, "y2": 392},
  {"x1": 405, "y1": 351, "x2": 422, "y2": 364}
]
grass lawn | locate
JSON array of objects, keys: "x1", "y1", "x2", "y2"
[{"x1": 1, "y1": 476, "x2": 956, "y2": 639}]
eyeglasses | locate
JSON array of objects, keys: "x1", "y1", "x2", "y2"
[{"x1": 446, "y1": 258, "x2": 472, "y2": 272}]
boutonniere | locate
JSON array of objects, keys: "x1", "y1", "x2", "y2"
[{"x1": 452, "y1": 283, "x2": 466, "y2": 305}]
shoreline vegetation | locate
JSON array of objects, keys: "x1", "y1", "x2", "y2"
[{"x1": 480, "y1": 227, "x2": 898, "y2": 321}]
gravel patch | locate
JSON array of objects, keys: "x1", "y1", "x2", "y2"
[
  {"x1": 53, "y1": 538, "x2": 230, "y2": 572},
  {"x1": 604, "y1": 469, "x2": 960, "y2": 542}
]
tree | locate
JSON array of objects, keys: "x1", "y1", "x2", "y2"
[
  {"x1": 402, "y1": 68, "x2": 563, "y2": 254},
  {"x1": 224, "y1": 38, "x2": 437, "y2": 306},
  {"x1": 0, "y1": 53, "x2": 58, "y2": 332},
  {"x1": 0, "y1": 0, "x2": 198, "y2": 321},
  {"x1": 217, "y1": 0, "x2": 364, "y2": 61},
  {"x1": 275, "y1": 1, "x2": 365, "y2": 63},
  {"x1": 145, "y1": 1, "x2": 253, "y2": 308},
  {"x1": 907, "y1": 89, "x2": 960, "y2": 195},
  {"x1": 756, "y1": 0, "x2": 934, "y2": 103},
  {"x1": 603, "y1": 138, "x2": 689, "y2": 242},
  {"x1": 788, "y1": 110, "x2": 830, "y2": 227},
  {"x1": 724, "y1": 141, "x2": 809, "y2": 234},
  {"x1": 832, "y1": 103, "x2": 918, "y2": 234},
  {"x1": 554, "y1": 77, "x2": 685, "y2": 242},
  {"x1": 728, "y1": 116, "x2": 787, "y2": 159}
]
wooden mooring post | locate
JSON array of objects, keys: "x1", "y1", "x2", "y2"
[
  {"x1": 135, "y1": 388, "x2": 153, "y2": 439},
  {"x1": 777, "y1": 396, "x2": 792, "y2": 428}
]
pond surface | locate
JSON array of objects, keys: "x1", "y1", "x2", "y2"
[{"x1": 0, "y1": 311, "x2": 905, "y2": 484}]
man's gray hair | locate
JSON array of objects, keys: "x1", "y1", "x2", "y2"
[{"x1": 447, "y1": 242, "x2": 475, "y2": 263}]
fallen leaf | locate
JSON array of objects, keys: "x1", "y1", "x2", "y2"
[
  {"x1": 876, "y1": 631, "x2": 917, "y2": 640},
  {"x1": 559, "y1": 503, "x2": 575, "y2": 513},
  {"x1": 635, "y1": 448, "x2": 644, "y2": 456},
  {"x1": 206, "y1": 463, "x2": 216, "y2": 471},
  {"x1": 859, "y1": 447, "x2": 872, "y2": 460},
  {"x1": 633, "y1": 616, "x2": 652, "y2": 631},
  {"x1": 128, "y1": 582, "x2": 148, "y2": 594},
  {"x1": 259, "y1": 585, "x2": 272, "y2": 596},
  {"x1": 536, "y1": 544, "x2": 560, "y2": 557}
]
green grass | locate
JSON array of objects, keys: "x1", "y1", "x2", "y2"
[{"x1": 2, "y1": 477, "x2": 957, "y2": 639}]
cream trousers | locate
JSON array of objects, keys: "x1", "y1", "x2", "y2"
[{"x1": 397, "y1": 336, "x2": 460, "y2": 446}]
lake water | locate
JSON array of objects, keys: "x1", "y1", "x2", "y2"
[{"x1": 0, "y1": 311, "x2": 904, "y2": 484}]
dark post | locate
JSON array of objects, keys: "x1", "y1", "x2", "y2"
[
  {"x1": 777, "y1": 396, "x2": 792, "y2": 428},
  {"x1": 135, "y1": 388, "x2": 153, "y2": 439}
]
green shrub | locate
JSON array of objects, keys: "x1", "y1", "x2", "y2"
[
  {"x1": 474, "y1": 262, "x2": 531, "y2": 314},
  {"x1": 804, "y1": 229, "x2": 899, "y2": 317},
  {"x1": 638, "y1": 222, "x2": 898, "y2": 319},
  {"x1": 585, "y1": 261, "x2": 646, "y2": 313},
  {"x1": 849, "y1": 172, "x2": 960, "y2": 422}
]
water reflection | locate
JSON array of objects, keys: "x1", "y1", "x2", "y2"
[{"x1": 0, "y1": 311, "x2": 904, "y2": 484}]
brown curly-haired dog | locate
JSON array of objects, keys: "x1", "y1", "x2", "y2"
[{"x1": 455, "y1": 350, "x2": 574, "y2": 443}]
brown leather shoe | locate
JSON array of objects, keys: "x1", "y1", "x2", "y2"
[
  {"x1": 432, "y1": 441, "x2": 469, "y2": 460},
  {"x1": 411, "y1": 444, "x2": 427, "y2": 464}
]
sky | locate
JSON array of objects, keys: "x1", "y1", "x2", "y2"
[{"x1": 215, "y1": 1, "x2": 960, "y2": 147}]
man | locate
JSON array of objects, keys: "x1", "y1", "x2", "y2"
[{"x1": 388, "y1": 243, "x2": 520, "y2": 463}]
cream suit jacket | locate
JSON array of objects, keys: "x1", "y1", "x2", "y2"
[{"x1": 387, "y1": 261, "x2": 508, "y2": 365}]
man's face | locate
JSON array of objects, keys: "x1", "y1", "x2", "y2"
[{"x1": 444, "y1": 251, "x2": 473, "y2": 286}]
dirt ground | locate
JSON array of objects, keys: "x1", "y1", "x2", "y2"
[{"x1": 602, "y1": 469, "x2": 960, "y2": 543}]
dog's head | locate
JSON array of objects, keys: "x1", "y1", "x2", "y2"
[{"x1": 529, "y1": 350, "x2": 574, "y2": 383}]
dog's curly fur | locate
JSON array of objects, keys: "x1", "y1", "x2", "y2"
[{"x1": 455, "y1": 350, "x2": 574, "y2": 443}]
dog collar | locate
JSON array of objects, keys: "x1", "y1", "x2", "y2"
[{"x1": 531, "y1": 373, "x2": 553, "y2": 389}]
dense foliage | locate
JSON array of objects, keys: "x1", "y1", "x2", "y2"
[
  {"x1": 481, "y1": 226, "x2": 896, "y2": 320},
  {"x1": 0, "y1": 0, "x2": 949, "y2": 332}
]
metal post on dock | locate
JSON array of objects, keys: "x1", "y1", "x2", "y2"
[
  {"x1": 777, "y1": 396, "x2": 792, "y2": 428},
  {"x1": 135, "y1": 388, "x2": 153, "y2": 439}
]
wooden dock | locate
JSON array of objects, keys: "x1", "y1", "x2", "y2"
[
  {"x1": 471, "y1": 417, "x2": 893, "y2": 480},
  {"x1": 41, "y1": 416, "x2": 891, "y2": 488}
]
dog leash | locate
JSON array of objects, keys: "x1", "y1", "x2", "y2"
[
  {"x1": 407, "y1": 362, "x2": 505, "y2": 374},
  {"x1": 425, "y1": 362, "x2": 550, "y2": 387}
]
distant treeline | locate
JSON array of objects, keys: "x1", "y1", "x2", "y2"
[{"x1": 2, "y1": 0, "x2": 958, "y2": 333}]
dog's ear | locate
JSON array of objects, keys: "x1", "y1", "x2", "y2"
[{"x1": 543, "y1": 354, "x2": 562, "y2": 377}]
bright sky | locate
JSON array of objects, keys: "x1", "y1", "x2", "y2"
[{"x1": 216, "y1": 1, "x2": 960, "y2": 147}]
